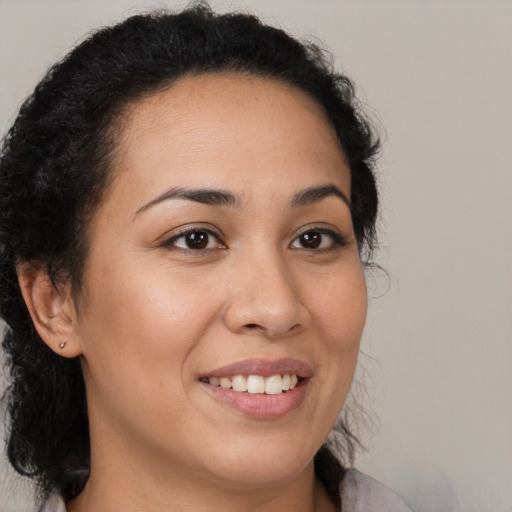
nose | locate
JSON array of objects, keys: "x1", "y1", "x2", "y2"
[{"x1": 223, "y1": 250, "x2": 310, "y2": 339}]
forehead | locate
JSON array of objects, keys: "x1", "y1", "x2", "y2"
[{"x1": 108, "y1": 73, "x2": 350, "y2": 206}]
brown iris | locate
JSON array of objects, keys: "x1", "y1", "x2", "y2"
[
  {"x1": 298, "y1": 232, "x2": 322, "y2": 249},
  {"x1": 185, "y1": 231, "x2": 210, "y2": 250}
]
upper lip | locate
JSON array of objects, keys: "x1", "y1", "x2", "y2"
[{"x1": 199, "y1": 358, "x2": 313, "y2": 379}]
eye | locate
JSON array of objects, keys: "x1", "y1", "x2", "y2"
[
  {"x1": 167, "y1": 229, "x2": 225, "y2": 251},
  {"x1": 290, "y1": 229, "x2": 346, "y2": 250}
]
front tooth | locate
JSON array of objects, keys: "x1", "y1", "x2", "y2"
[
  {"x1": 247, "y1": 375, "x2": 265, "y2": 394},
  {"x1": 232, "y1": 375, "x2": 247, "y2": 392},
  {"x1": 220, "y1": 377, "x2": 232, "y2": 389},
  {"x1": 209, "y1": 377, "x2": 220, "y2": 387},
  {"x1": 282, "y1": 374, "x2": 291, "y2": 391},
  {"x1": 290, "y1": 374, "x2": 298, "y2": 389},
  {"x1": 265, "y1": 375, "x2": 283, "y2": 395}
]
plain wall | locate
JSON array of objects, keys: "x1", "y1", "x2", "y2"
[{"x1": 1, "y1": 1, "x2": 511, "y2": 511}]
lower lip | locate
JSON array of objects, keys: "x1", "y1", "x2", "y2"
[{"x1": 201, "y1": 380, "x2": 308, "y2": 419}]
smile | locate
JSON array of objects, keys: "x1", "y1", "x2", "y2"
[
  {"x1": 201, "y1": 374, "x2": 301, "y2": 394},
  {"x1": 199, "y1": 359, "x2": 311, "y2": 419}
]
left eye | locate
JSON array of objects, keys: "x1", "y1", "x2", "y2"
[
  {"x1": 167, "y1": 230, "x2": 224, "y2": 251},
  {"x1": 290, "y1": 230, "x2": 343, "y2": 250}
]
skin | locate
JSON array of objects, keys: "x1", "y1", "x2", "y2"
[{"x1": 20, "y1": 74, "x2": 367, "y2": 512}]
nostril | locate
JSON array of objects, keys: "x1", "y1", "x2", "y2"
[{"x1": 245, "y1": 324, "x2": 258, "y2": 329}]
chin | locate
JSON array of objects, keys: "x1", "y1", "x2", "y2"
[{"x1": 203, "y1": 438, "x2": 316, "y2": 489}]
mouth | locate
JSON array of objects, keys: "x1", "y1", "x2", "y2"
[
  {"x1": 200, "y1": 373, "x2": 303, "y2": 395},
  {"x1": 198, "y1": 358, "x2": 311, "y2": 419}
]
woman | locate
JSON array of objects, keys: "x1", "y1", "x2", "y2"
[{"x1": 0, "y1": 5, "x2": 411, "y2": 512}]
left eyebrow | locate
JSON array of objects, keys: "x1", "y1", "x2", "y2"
[{"x1": 291, "y1": 184, "x2": 351, "y2": 209}]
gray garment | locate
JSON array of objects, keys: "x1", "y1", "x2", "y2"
[
  {"x1": 340, "y1": 470, "x2": 412, "y2": 511},
  {"x1": 39, "y1": 470, "x2": 412, "y2": 511}
]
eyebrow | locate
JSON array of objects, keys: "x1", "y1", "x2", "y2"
[
  {"x1": 291, "y1": 184, "x2": 351, "y2": 209},
  {"x1": 134, "y1": 186, "x2": 240, "y2": 217},
  {"x1": 134, "y1": 183, "x2": 350, "y2": 218}
]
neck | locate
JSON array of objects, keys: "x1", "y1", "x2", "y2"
[{"x1": 67, "y1": 461, "x2": 336, "y2": 512}]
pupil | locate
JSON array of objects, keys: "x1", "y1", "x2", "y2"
[
  {"x1": 186, "y1": 231, "x2": 208, "y2": 249},
  {"x1": 301, "y1": 232, "x2": 321, "y2": 248}
]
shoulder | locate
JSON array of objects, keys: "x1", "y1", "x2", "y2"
[
  {"x1": 38, "y1": 493, "x2": 66, "y2": 512},
  {"x1": 340, "y1": 469, "x2": 413, "y2": 512}
]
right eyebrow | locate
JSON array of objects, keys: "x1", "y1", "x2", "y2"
[{"x1": 133, "y1": 186, "x2": 241, "y2": 219}]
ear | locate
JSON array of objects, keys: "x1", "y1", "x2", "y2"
[{"x1": 17, "y1": 262, "x2": 82, "y2": 358}]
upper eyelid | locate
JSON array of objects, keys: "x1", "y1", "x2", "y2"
[
  {"x1": 165, "y1": 224, "x2": 224, "y2": 240},
  {"x1": 295, "y1": 225, "x2": 337, "y2": 234},
  {"x1": 292, "y1": 225, "x2": 344, "y2": 239},
  {"x1": 169, "y1": 226, "x2": 219, "y2": 239}
]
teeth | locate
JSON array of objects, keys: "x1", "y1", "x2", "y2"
[
  {"x1": 247, "y1": 375, "x2": 265, "y2": 394},
  {"x1": 265, "y1": 375, "x2": 282, "y2": 395},
  {"x1": 220, "y1": 377, "x2": 231, "y2": 389},
  {"x1": 206, "y1": 373, "x2": 300, "y2": 394},
  {"x1": 232, "y1": 375, "x2": 247, "y2": 392}
]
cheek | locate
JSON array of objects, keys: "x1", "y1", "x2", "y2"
[
  {"x1": 310, "y1": 259, "x2": 367, "y2": 345},
  {"x1": 75, "y1": 252, "x2": 223, "y2": 398},
  {"x1": 74, "y1": 258, "x2": 228, "y2": 451},
  {"x1": 307, "y1": 260, "x2": 367, "y2": 406}
]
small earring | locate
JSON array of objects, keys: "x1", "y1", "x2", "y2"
[{"x1": 58, "y1": 342, "x2": 67, "y2": 349}]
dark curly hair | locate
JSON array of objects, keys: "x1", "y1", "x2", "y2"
[{"x1": 0, "y1": 4, "x2": 380, "y2": 505}]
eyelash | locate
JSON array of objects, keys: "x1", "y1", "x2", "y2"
[{"x1": 164, "y1": 227, "x2": 347, "y2": 252}]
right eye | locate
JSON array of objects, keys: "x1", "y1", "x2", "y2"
[{"x1": 166, "y1": 229, "x2": 225, "y2": 251}]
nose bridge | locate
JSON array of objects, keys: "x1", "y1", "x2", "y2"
[{"x1": 224, "y1": 242, "x2": 307, "y2": 338}]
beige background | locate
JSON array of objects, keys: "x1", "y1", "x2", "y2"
[{"x1": 1, "y1": 1, "x2": 511, "y2": 511}]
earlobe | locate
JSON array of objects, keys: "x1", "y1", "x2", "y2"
[{"x1": 16, "y1": 262, "x2": 82, "y2": 358}]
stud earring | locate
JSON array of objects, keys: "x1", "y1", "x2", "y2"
[{"x1": 58, "y1": 342, "x2": 67, "y2": 349}]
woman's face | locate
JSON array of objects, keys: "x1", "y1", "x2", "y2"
[{"x1": 73, "y1": 74, "x2": 367, "y2": 489}]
